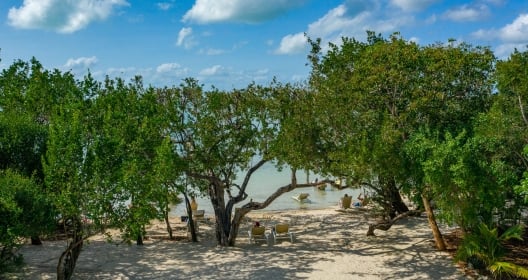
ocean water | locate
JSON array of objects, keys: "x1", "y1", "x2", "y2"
[{"x1": 169, "y1": 163, "x2": 364, "y2": 217}]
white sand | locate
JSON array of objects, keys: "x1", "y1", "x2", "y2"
[{"x1": 9, "y1": 207, "x2": 468, "y2": 279}]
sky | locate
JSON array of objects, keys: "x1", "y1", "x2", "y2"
[{"x1": 1, "y1": 0, "x2": 527, "y2": 90}]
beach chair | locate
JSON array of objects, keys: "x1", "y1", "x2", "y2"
[
  {"x1": 340, "y1": 195, "x2": 352, "y2": 209},
  {"x1": 272, "y1": 224, "x2": 294, "y2": 244},
  {"x1": 248, "y1": 226, "x2": 268, "y2": 244}
]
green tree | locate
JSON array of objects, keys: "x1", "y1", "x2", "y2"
[
  {"x1": 478, "y1": 49, "x2": 528, "y2": 211},
  {"x1": 158, "y1": 79, "x2": 320, "y2": 246},
  {"x1": 0, "y1": 169, "x2": 55, "y2": 274},
  {"x1": 307, "y1": 33, "x2": 495, "y2": 249}
]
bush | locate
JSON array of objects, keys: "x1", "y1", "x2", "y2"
[
  {"x1": 0, "y1": 170, "x2": 56, "y2": 274},
  {"x1": 456, "y1": 223, "x2": 528, "y2": 279}
]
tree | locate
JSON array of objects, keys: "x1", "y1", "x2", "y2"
[
  {"x1": 306, "y1": 32, "x2": 496, "y2": 248},
  {"x1": 43, "y1": 74, "x2": 169, "y2": 279},
  {"x1": 157, "y1": 78, "x2": 324, "y2": 246},
  {"x1": 306, "y1": 33, "x2": 422, "y2": 219},
  {"x1": 44, "y1": 103, "x2": 87, "y2": 280},
  {"x1": 0, "y1": 57, "x2": 82, "y2": 249},
  {"x1": 479, "y1": 49, "x2": 528, "y2": 212},
  {"x1": 0, "y1": 169, "x2": 55, "y2": 274}
]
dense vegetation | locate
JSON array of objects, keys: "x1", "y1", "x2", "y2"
[{"x1": 1, "y1": 33, "x2": 527, "y2": 279}]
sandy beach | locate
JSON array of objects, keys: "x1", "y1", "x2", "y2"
[{"x1": 8, "y1": 207, "x2": 468, "y2": 279}]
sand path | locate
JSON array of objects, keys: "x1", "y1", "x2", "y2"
[{"x1": 9, "y1": 208, "x2": 468, "y2": 279}]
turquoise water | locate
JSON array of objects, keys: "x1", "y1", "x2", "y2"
[{"x1": 170, "y1": 163, "x2": 364, "y2": 217}]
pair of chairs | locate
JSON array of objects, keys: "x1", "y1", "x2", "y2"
[{"x1": 248, "y1": 223, "x2": 294, "y2": 244}]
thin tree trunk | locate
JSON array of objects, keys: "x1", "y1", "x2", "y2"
[
  {"x1": 57, "y1": 219, "x2": 83, "y2": 280},
  {"x1": 30, "y1": 236, "x2": 42, "y2": 245},
  {"x1": 421, "y1": 194, "x2": 446, "y2": 251},
  {"x1": 136, "y1": 233, "x2": 143, "y2": 246},
  {"x1": 164, "y1": 209, "x2": 173, "y2": 240},
  {"x1": 183, "y1": 193, "x2": 197, "y2": 242}
]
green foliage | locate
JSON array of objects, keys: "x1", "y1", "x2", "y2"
[
  {"x1": 306, "y1": 32, "x2": 495, "y2": 218},
  {"x1": 0, "y1": 169, "x2": 55, "y2": 273},
  {"x1": 0, "y1": 112, "x2": 47, "y2": 179},
  {"x1": 456, "y1": 223, "x2": 527, "y2": 279}
]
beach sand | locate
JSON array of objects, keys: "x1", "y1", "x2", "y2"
[{"x1": 9, "y1": 207, "x2": 468, "y2": 279}]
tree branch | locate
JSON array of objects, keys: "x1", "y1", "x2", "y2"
[{"x1": 366, "y1": 209, "x2": 422, "y2": 236}]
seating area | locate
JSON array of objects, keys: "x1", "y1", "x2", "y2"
[
  {"x1": 272, "y1": 223, "x2": 294, "y2": 244},
  {"x1": 248, "y1": 222, "x2": 295, "y2": 245},
  {"x1": 248, "y1": 226, "x2": 268, "y2": 244}
]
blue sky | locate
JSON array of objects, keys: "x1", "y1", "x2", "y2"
[{"x1": 1, "y1": 0, "x2": 527, "y2": 90}]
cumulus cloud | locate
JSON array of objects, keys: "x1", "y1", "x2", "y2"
[
  {"x1": 275, "y1": 1, "x2": 413, "y2": 55},
  {"x1": 176, "y1": 27, "x2": 197, "y2": 49},
  {"x1": 443, "y1": 4, "x2": 489, "y2": 22},
  {"x1": 182, "y1": 0, "x2": 307, "y2": 24},
  {"x1": 64, "y1": 56, "x2": 98, "y2": 69},
  {"x1": 156, "y1": 63, "x2": 188, "y2": 76},
  {"x1": 275, "y1": 32, "x2": 307, "y2": 54},
  {"x1": 199, "y1": 65, "x2": 226, "y2": 76},
  {"x1": 472, "y1": 14, "x2": 528, "y2": 58},
  {"x1": 7, "y1": 0, "x2": 129, "y2": 33},
  {"x1": 473, "y1": 14, "x2": 528, "y2": 43},
  {"x1": 498, "y1": 14, "x2": 528, "y2": 43},
  {"x1": 390, "y1": 0, "x2": 437, "y2": 12}
]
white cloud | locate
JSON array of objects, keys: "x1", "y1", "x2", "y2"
[
  {"x1": 7, "y1": 0, "x2": 129, "y2": 33},
  {"x1": 307, "y1": 4, "x2": 358, "y2": 38},
  {"x1": 64, "y1": 56, "x2": 98, "y2": 69},
  {"x1": 182, "y1": 0, "x2": 307, "y2": 24},
  {"x1": 408, "y1": 37, "x2": 420, "y2": 44},
  {"x1": 498, "y1": 14, "x2": 528, "y2": 43},
  {"x1": 156, "y1": 63, "x2": 188, "y2": 76},
  {"x1": 494, "y1": 43, "x2": 527, "y2": 59},
  {"x1": 390, "y1": 0, "x2": 437, "y2": 12},
  {"x1": 275, "y1": 32, "x2": 307, "y2": 54},
  {"x1": 472, "y1": 14, "x2": 528, "y2": 59},
  {"x1": 157, "y1": 2, "x2": 173, "y2": 11},
  {"x1": 443, "y1": 4, "x2": 489, "y2": 22},
  {"x1": 275, "y1": 2, "x2": 415, "y2": 55},
  {"x1": 199, "y1": 65, "x2": 226, "y2": 76},
  {"x1": 176, "y1": 27, "x2": 197, "y2": 49}
]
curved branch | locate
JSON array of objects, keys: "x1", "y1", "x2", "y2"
[{"x1": 366, "y1": 209, "x2": 422, "y2": 236}]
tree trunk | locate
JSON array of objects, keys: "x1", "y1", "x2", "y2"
[
  {"x1": 30, "y1": 236, "x2": 42, "y2": 245},
  {"x1": 379, "y1": 176, "x2": 409, "y2": 218},
  {"x1": 164, "y1": 209, "x2": 173, "y2": 240},
  {"x1": 183, "y1": 193, "x2": 197, "y2": 242},
  {"x1": 227, "y1": 208, "x2": 245, "y2": 246},
  {"x1": 421, "y1": 194, "x2": 446, "y2": 251},
  {"x1": 136, "y1": 234, "x2": 143, "y2": 246},
  {"x1": 57, "y1": 220, "x2": 83, "y2": 280},
  {"x1": 389, "y1": 181, "x2": 409, "y2": 217}
]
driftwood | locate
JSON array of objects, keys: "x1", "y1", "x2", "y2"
[{"x1": 366, "y1": 209, "x2": 422, "y2": 236}]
